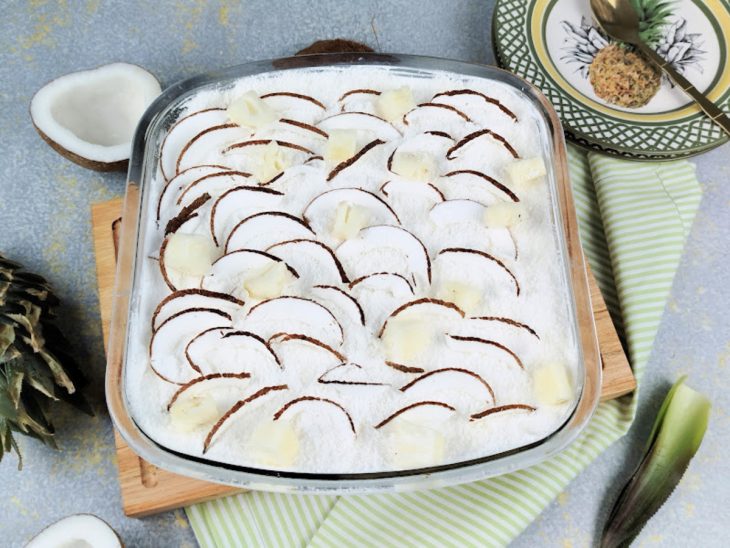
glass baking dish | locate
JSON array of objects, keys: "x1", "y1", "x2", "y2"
[{"x1": 106, "y1": 52, "x2": 601, "y2": 493}]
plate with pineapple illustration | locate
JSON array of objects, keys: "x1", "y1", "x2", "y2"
[{"x1": 493, "y1": 0, "x2": 730, "y2": 159}]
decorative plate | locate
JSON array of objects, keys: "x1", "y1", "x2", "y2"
[{"x1": 493, "y1": 0, "x2": 730, "y2": 159}]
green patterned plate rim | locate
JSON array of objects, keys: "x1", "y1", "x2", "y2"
[{"x1": 493, "y1": 0, "x2": 730, "y2": 159}]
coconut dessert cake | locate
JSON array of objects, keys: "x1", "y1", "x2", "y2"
[{"x1": 125, "y1": 66, "x2": 582, "y2": 473}]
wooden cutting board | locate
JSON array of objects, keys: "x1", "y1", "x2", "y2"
[{"x1": 91, "y1": 197, "x2": 635, "y2": 518}]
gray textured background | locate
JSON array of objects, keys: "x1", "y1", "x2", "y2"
[{"x1": 1, "y1": 1, "x2": 728, "y2": 546}]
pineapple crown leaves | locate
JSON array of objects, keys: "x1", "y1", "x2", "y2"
[
  {"x1": 0, "y1": 254, "x2": 92, "y2": 469},
  {"x1": 631, "y1": 0, "x2": 675, "y2": 47}
]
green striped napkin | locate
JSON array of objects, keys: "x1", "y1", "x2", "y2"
[{"x1": 186, "y1": 146, "x2": 702, "y2": 547}]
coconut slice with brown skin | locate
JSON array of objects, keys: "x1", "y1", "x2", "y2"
[
  {"x1": 26, "y1": 514, "x2": 123, "y2": 548},
  {"x1": 30, "y1": 63, "x2": 161, "y2": 171}
]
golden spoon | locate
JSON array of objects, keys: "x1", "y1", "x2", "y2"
[{"x1": 590, "y1": 0, "x2": 730, "y2": 136}]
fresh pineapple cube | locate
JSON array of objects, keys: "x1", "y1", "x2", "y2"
[
  {"x1": 382, "y1": 316, "x2": 433, "y2": 363},
  {"x1": 248, "y1": 420, "x2": 299, "y2": 468},
  {"x1": 331, "y1": 201, "x2": 370, "y2": 240},
  {"x1": 244, "y1": 261, "x2": 294, "y2": 300},
  {"x1": 164, "y1": 233, "x2": 216, "y2": 277},
  {"x1": 169, "y1": 392, "x2": 219, "y2": 432},
  {"x1": 252, "y1": 141, "x2": 292, "y2": 184},
  {"x1": 483, "y1": 202, "x2": 524, "y2": 228},
  {"x1": 376, "y1": 86, "x2": 416, "y2": 122},
  {"x1": 324, "y1": 129, "x2": 358, "y2": 167},
  {"x1": 389, "y1": 422, "x2": 445, "y2": 468},
  {"x1": 226, "y1": 90, "x2": 279, "y2": 129},
  {"x1": 533, "y1": 362, "x2": 573, "y2": 405},
  {"x1": 436, "y1": 280, "x2": 482, "y2": 314},
  {"x1": 391, "y1": 151, "x2": 438, "y2": 182},
  {"x1": 505, "y1": 157, "x2": 547, "y2": 185}
]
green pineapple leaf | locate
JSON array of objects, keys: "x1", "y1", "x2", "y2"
[{"x1": 631, "y1": 0, "x2": 675, "y2": 46}]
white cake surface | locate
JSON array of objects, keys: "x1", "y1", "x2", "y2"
[{"x1": 125, "y1": 65, "x2": 581, "y2": 473}]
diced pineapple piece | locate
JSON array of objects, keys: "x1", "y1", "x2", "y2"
[
  {"x1": 331, "y1": 201, "x2": 370, "y2": 240},
  {"x1": 533, "y1": 362, "x2": 573, "y2": 405},
  {"x1": 376, "y1": 86, "x2": 416, "y2": 122},
  {"x1": 247, "y1": 420, "x2": 299, "y2": 468},
  {"x1": 391, "y1": 151, "x2": 438, "y2": 182},
  {"x1": 436, "y1": 280, "x2": 482, "y2": 314},
  {"x1": 388, "y1": 421, "x2": 445, "y2": 469},
  {"x1": 169, "y1": 392, "x2": 219, "y2": 432},
  {"x1": 505, "y1": 157, "x2": 547, "y2": 185},
  {"x1": 164, "y1": 233, "x2": 216, "y2": 277},
  {"x1": 324, "y1": 129, "x2": 358, "y2": 167},
  {"x1": 226, "y1": 90, "x2": 279, "y2": 129},
  {"x1": 251, "y1": 141, "x2": 292, "y2": 184},
  {"x1": 382, "y1": 317, "x2": 433, "y2": 363},
  {"x1": 244, "y1": 261, "x2": 294, "y2": 300},
  {"x1": 483, "y1": 202, "x2": 524, "y2": 228}
]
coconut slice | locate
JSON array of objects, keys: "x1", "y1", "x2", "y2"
[
  {"x1": 210, "y1": 186, "x2": 284, "y2": 246},
  {"x1": 266, "y1": 239, "x2": 349, "y2": 285},
  {"x1": 303, "y1": 188, "x2": 400, "y2": 238},
  {"x1": 336, "y1": 225, "x2": 431, "y2": 287},
  {"x1": 201, "y1": 249, "x2": 298, "y2": 300},
  {"x1": 152, "y1": 289, "x2": 244, "y2": 331},
  {"x1": 30, "y1": 63, "x2": 161, "y2": 171},
  {"x1": 26, "y1": 514, "x2": 122, "y2": 548},
  {"x1": 149, "y1": 308, "x2": 232, "y2": 384},
  {"x1": 244, "y1": 296, "x2": 344, "y2": 348},
  {"x1": 225, "y1": 211, "x2": 314, "y2": 253},
  {"x1": 317, "y1": 111, "x2": 400, "y2": 141},
  {"x1": 159, "y1": 108, "x2": 228, "y2": 180}
]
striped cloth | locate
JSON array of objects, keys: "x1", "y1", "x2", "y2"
[{"x1": 186, "y1": 146, "x2": 702, "y2": 547}]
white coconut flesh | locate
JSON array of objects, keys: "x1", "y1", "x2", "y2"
[
  {"x1": 30, "y1": 62, "x2": 161, "y2": 167},
  {"x1": 25, "y1": 514, "x2": 122, "y2": 548}
]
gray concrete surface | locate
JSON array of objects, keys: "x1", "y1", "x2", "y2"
[{"x1": 0, "y1": 1, "x2": 728, "y2": 546}]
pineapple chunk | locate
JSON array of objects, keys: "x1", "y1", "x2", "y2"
[
  {"x1": 251, "y1": 141, "x2": 292, "y2": 184},
  {"x1": 483, "y1": 202, "x2": 524, "y2": 228},
  {"x1": 388, "y1": 422, "x2": 445, "y2": 469},
  {"x1": 244, "y1": 261, "x2": 294, "y2": 300},
  {"x1": 169, "y1": 392, "x2": 219, "y2": 432},
  {"x1": 226, "y1": 90, "x2": 279, "y2": 129},
  {"x1": 382, "y1": 316, "x2": 433, "y2": 363},
  {"x1": 533, "y1": 362, "x2": 573, "y2": 405},
  {"x1": 376, "y1": 86, "x2": 416, "y2": 122},
  {"x1": 331, "y1": 201, "x2": 370, "y2": 240},
  {"x1": 164, "y1": 233, "x2": 216, "y2": 277},
  {"x1": 391, "y1": 151, "x2": 438, "y2": 182},
  {"x1": 324, "y1": 129, "x2": 358, "y2": 167},
  {"x1": 248, "y1": 420, "x2": 299, "y2": 468},
  {"x1": 436, "y1": 281, "x2": 482, "y2": 314},
  {"x1": 505, "y1": 157, "x2": 547, "y2": 185}
]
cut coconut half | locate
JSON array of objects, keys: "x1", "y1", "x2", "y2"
[
  {"x1": 30, "y1": 63, "x2": 161, "y2": 171},
  {"x1": 26, "y1": 514, "x2": 122, "y2": 548}
]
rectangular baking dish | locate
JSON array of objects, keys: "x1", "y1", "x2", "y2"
[{"x1": 106, "y1": 52, "x2": 601, "y2": 493}]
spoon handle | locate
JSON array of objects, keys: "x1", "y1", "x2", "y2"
[{"x1": 634, "y1": 42, "x2": 730, "y2": 136}]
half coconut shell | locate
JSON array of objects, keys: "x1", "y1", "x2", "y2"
[{"x1": 30, "y1": 62, "x2": 161, "y2": 172}]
